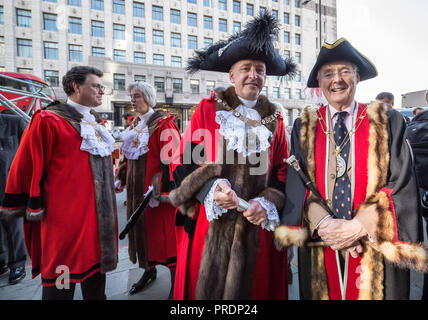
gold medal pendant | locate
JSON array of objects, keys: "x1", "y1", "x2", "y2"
[
  {"x1": 336, "y1": 155, "x2": 346, "y2": 178},
  {"x1": 132, "y1": 138, "x2": 140, "y2": 148}
]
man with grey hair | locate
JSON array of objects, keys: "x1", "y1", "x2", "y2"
[
  {"x1": 279, "y1": 38, "x2": 425, "y2": 300},
  {"x1": 0, "y1": 66, "x2": 118, "y2": 300},
  {"x1": 115, "y1": 81, "x2": 180, "y2": 298}
]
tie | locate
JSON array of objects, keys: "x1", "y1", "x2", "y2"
[{"x1": 332, "y1": 111, "x2": 352, "y2": 220}]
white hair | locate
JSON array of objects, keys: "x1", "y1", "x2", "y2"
[{"x1": 127, "y1": 81, "x2": 157, "y2": 108}]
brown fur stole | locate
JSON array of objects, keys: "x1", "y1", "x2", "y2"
[{"x1": 171, "y1": 87, "x2": 285, "y2": 299}]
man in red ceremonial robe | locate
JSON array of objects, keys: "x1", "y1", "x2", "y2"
[
  {"x1": 0, "y1": 66, "x2": 118, "y2": 300},
  {"x1": 276, "y1": 38, "x2": 428, "y2": 299},
  {"x1": 115, "y1": 81, "x2": 180, "y2": 298},
  {"x1": 168, "y1": 12, "x2": 304, "y2": 300}
]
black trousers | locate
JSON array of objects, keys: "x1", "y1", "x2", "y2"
[
  {"x1": 0, "y1": 217, "x2": 27, "y2": 269},
  {"x1": 42, "y1": 272, "x2": 106, "y2": 300}
]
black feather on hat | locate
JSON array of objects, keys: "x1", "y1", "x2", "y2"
[{"x1": 186, "y1": 11, "x2": 297, "y2": 77}]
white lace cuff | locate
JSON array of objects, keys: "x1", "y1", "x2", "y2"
[
  {"x1": 204, "y1": 178, "x2": 230, "y2": 221},
  {"x1": 252, "y1": 197, "x2": 280, "y2": 231}
]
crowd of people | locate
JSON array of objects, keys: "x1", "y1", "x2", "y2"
[{"x1": 0, "y1": 12, "x2": 428, "y2": 300}]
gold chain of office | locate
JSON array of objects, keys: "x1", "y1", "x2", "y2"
[{"x1": 216, "y1": 98, "x2": 279, "y2": 127}]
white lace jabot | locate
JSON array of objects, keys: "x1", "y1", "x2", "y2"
[
  {"x1": 215, "y1": 97, "x2": 272, "y2": 157},
  {"x1": 67, "y1": 98, "x2": 114, "y2": 157},
  {"x1": 121, "y1": 109, "x2": 154, "y2": 160}
]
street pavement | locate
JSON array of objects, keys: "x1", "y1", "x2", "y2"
[{"x1": 0, "y1": 191, "x2": 425, "y2": 300}]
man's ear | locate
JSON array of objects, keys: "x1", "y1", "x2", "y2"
[
  {"x1": 72, "y1": 82, "x2": 80, "y2": 95},
  {"x1": 229, "y1": 69, "x2": 234, "y2": 84}
]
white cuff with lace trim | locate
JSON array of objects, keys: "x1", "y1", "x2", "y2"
[
  {"x1": 204, "y1": 178, "x2": 230, "y2": 221},
  {"x1": 252, "y1": 197, "x2": 280, "y2": 231}
]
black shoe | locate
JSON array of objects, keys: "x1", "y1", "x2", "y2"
[
  {"x1": 9, "y1": 267, "x2": 26, "y2": 285},
  {"x1": 129, "y1": 268, "x2": 157, "y2": 295},
  {"x1": 0, "y1": 266, "x2": 9, "y2": 277}
]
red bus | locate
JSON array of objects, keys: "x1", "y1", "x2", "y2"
[{"x1": 0, "y1": 72, "x2": 56, "y2": 115}]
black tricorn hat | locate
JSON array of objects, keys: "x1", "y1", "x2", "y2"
[
  {"x1": 186, "y1": 11, "x2": 297, "y2": 77},
  {"x1": 307, "y1": 38, "x2": 378, "y2": 88}
]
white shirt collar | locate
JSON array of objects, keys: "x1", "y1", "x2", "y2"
[
  {"x1": 67, "y1": 98, "x2": 93, "y2": 117},
  {"x1": 238, "y1": 96, "x2": 257, "y2": 109},
  {"x1": 329, "y1": 101, "x2": 356, "y2": 119},
  {"x1": 138, "y1": 108, "x2": 155, "y2": 124}
]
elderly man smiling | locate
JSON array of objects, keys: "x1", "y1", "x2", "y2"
[{"x1": 275, "y1": 38, "x2": 427, "y2": 300}]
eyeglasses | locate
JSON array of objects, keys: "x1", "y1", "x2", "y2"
[
  {"x1": 318, "y1": 69, "x2": 355, "y2": 80},
  {"x1": 90, "y1": 84, "x2": 105, "y2": 91}
]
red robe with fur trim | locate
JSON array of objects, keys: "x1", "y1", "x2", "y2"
[
  {"x1": 171, "y1": 88, "x2": 289, "y2": 300},
  {"x1": 1, "y1": 107, "x2": 118, "y2": 286},
  {"x1": 277, "y1": 102, "x2": 425, "y2": 300},
  {"x1": 122, "y1": 113, "x2": 180, "y2": 269}
]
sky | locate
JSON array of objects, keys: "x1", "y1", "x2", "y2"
[{"x1": 335, "y1": 0, "x2": 428, "y2": 107}]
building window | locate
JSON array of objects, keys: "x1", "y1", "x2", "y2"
[
  {"x1": 259, "y1": 7, "x2": 266, "y2": 15},
  {"x1": 219, "y1": 0, "x2": 227, "y2": 11},
  {"x1": 295, "y1": 89, "x2": 302, "y2": 99},
  {"x1": 114, "y1": 73, "x2": 126, "y2": 91},
  {"x1": 153, "y1": 30, "x2": 164, "y2": 45},
  {"x1": 43, "y1": 13, "x2": 57, "y2": 31},
  {"x1": 204, "y1": 0, "x2": 212, "y2": 7},
  {"x1": 204, "y1": 16, "x2": 213, "y2": 30},
  {"x1": 91, "y1": 20, "x2": 104, "y2": 37},
  {"x1": 295, "y1": 52, "x2": 301, "y2": 64},
  {"x1": 273, "y1": 87, "x2": 280, "y2": 99},
  {"x1": 113, "y1": 24, "x2": 125, "y2": 40},
  {"x1": 295, "y1": 71, "x2": 302, "y2": 82},
  {"x1": 16, "y1": 9, "x2": 32, "y2": 28},
  {"x1": 133, "y1": 2, "x2": 144, "y2": 17},
  {"x1": 69, "y1": 17, "x2": 82, "y2": 34},
  {"x1": 113, "y1": 49, "x2": 126, "y2": 62},
  {"x1": 246, "y1": 4, "x2": 253, "y2": 16},
  {"x1": 170, "y1": 9, "x2": 180, "y2": 24},
  {"x1": 134, "y1": 75, "x2": 146, "y2": 82},
  {"x1": 272, "y1": 10, "x2": 278, "y2": 20},
  {"x1": 91, "y1": 0, "x2": 104, "y2": 10},
  {"x1": 154, "y1": 77, "x2": 165, "y2": 92},
  {"x1": 44, "y1": 41, "x2": 58, "y2": 60},
  {"x1": 261, "y1": 87, "x2": 267, "y2": 96},
  {"x1": 171, "y1": 33, "x2": 181, "y2": 48},
  {"x1": 0, "y1": 7, "x2": 3, "y2": 25},
  {"x1": 284, "y1": 12, "x2": 289, "y2": 24},
  {"x1": 68, "y1": 0, "x2": 81, "y2": 6},
  {"x1": 284, "y1": 88, "x2": 291, "y2": 99},
  {"x1": 295, "y1": 15, "x2": 301, "y2": 27},
  {"x1": 233, "y1": 1, "x2": 240, "y2": 13},
  {"x1": 134, "y1": 51, "x2": 146, "y2": 64},
  {"x1": 188, "y1": 12, "x2": 197, "y2": 27},
  {"x1": 44, "y1": 70, "x2": 59, "y2": 87},
  {"x1": 152, "y1": 6, "x2": 163, "y2": 21},
  {"x1": 153, "y1": 54, "x2": 164, "y2": 65},
  {"x1": 204, "y1": 37, "x2": 213, "y2": 48},
  {"x1": 284, "y1": 31, "x2": 290, "y2": 43},
  {"x1": 284, "y1": 0, "x2": 290, "y2": 5},
  {"x1": 113, "y1": 0, "x2": 125, "y2": 14},
  {"x1": 219, "y1": 19, "x2": 227, "y2": 32},
  {"x1": 92, "y1": 47, "x2": 104, "y2": 57},
  {"x1": 190, "y1": 79, "x2": 199, "y2": 94},
  {"x1": 44, "y1": 0, "x2": 57, "y2": 2},
  {"x1": 69, "y1": 44, "x2": 82, "y2": 61},
  {"x1": 295, "y1": 33, "x2": 301, "y2": 45},
  {"x1": 17, "y1": 68, "x2": 33, "y2": 74},
  {"x1": 171, "y1": 56, "x2": 182, "y2": 67},
  {"x1": 188, "y1": 0, "x2": 197, "y2": 3},
  {"x1": 284, "y1": 50, "x2": 290, "y2": 59},
  {"x1": 233, "y1": 21, "x2": 241, "y2": 34},
  {"x1": 295, "y1": 0, "x2": 300, "y2": 8},
  {"x1": 17, "y1": 39, "x2": 32, "y2": 57},
  {"x1": 134, "y1": 27, "x2": 145, "y2": 42},
  {"x1": 172, "y1": 78, "x2": 183, "y2": 93},
  {"x1": 206, "y1": 80, "x2": 215, "y2": 95},
  {"x1": 188, "y1": 35, "x2": 197, "y2": 50}
]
